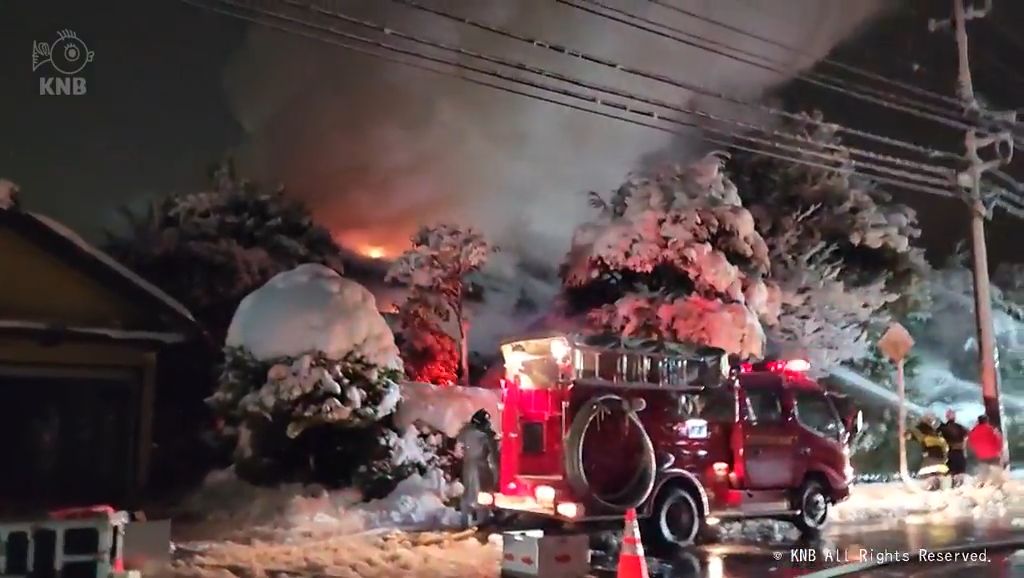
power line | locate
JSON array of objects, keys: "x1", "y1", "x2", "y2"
[
  {"x1": 384, "y1": 0, "x2": 962, "y2": 164},
  {"x1": 558, "y1": 0, "x2": 980, "y2": 133},
  {"x1": 183, "y1": 0, "x2": 962, "y2": 201},
  {"x1": 288, "y1": 0, "x2": 954, "y2": 186},
  {"x1": 645, "y1": 0, "x2": 965, "y2": 110},
  {"x1": 584, "y1": 0, "x2": 977, "y2": 129}
]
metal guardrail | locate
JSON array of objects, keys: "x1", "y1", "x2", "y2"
[{"x1": 801, "y1": 538, "x2": 1024, "y2": 577}]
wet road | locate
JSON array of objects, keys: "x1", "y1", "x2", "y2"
[{"x1": 591, "y1": 518, "x2": 1024, "y2": 578}]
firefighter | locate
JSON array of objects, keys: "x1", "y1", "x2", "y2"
[
  {"x1": 937, "y1": 409, "x2": 968, "y2": 485},
  {"x1": 909, "y1": 413, "x2": 948, "y2": 490},
  {"x1": 968, "y1": 414, "x2": 1005, "y2": 488}
]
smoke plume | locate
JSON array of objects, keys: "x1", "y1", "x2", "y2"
[{"x1": 222, "y1": 0, "x2": 889, "y2": 347}]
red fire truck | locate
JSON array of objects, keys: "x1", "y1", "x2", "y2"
[{"x1": 476, "y1": 333, "x2": 858, "y2": 545}]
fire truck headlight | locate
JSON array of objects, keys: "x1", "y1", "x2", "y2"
[
  {"x1": 556, "y1": 502, "x2": 582, "y2": 519},
  {"x1": 535, "y1": 485, "x2": 556, "y2": 505},
  {"x1": 477, "y1": 492, "x2": 494, "y2": 506}
]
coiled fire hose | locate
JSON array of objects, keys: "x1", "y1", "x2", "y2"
[{"x1": 564, "y1": 395, "x2": 656, "y2": 511}]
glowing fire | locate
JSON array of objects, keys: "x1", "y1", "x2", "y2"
[{"x1": 364, "y1": 246, "x2": 386, "y2": 259}]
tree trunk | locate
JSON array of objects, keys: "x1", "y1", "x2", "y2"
[{"x1": 459, "y1": 317, "x2": 470, "y2": 386}]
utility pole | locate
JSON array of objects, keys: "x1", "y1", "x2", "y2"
[{"x1": 939, "y1": 0, "x2": 1013, "y2": 459}]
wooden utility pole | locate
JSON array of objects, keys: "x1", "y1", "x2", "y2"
[{"x1": 945, "y1": 0, "x2": 1011, "y2": 456}]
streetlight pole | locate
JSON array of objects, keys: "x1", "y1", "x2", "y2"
[{"x1": 946, "y1": 0, "x2": 1011, "y2": 459}]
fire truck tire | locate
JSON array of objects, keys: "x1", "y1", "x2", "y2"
[
  {"x1": 647, "y1": 485, "x2": 702, "y2": 547},
  {"x1": 564, "y1": 395, "x2": 656, "y2": 511},
  {"x1": 792, "y1": 480, "x2": 830, "y2": 536}
]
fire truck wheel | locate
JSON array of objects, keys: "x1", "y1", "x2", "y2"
[
  {"x1": 792, "y1": 480, "x2": 830, "y2": 536},
  {"x1": 648, "y1": 485, "x2": 702, "y2": 547}
]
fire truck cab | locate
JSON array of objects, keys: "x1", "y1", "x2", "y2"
[{"x1": 477, "y1": 333, "x2": 857, "y2": 545}]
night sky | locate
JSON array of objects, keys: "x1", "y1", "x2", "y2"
[{"x1": 2, "y1": 0, "x2": 1022, "y2": 266}]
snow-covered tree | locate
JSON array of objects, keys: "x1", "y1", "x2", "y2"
[
  {"x1": 210, "y1": 264, "x2": 412, "y2": 491},
  {"x1": 728, "y1": 113, "x2": 930, "y2": 374},
  {"x1": 105, "y1": 160, "x2": 345, "y2": 340},
  {"x1": 387, "y1": 225, "x2": 493, "y2": 384},
  {"x1": 562, "y1": 153, "x2": 779, "y2": 358}
]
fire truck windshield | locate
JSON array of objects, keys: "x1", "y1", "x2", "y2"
[{"x1": 501, "y1": 336, "x2": 570, "y2": 388}]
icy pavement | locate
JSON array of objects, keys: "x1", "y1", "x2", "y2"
[{"x1": 169, "y1": 530, "x2": 499, "y2": 578}]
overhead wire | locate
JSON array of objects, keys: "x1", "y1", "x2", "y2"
[
  {"x1": 182, "y1": 0, "x2": 961, "y2": 200},
  {"x1": 284, "y1": 0, "x2": 955, "y2": 186},
  {"x1": 645, "y1": 0, "x2": 965, "y2": 109},
  {"x1": 639, "y1": 0, "x2": 1024, "y2": 141},
  {"x1": 556, "y1": 0, "x2": 983, "y2": 134},
  {"x1": 385, "y1": 0, "x2": 963, "y2": 163}
]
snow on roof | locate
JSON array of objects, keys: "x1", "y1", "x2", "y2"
[
  {"x1": 0, "y1": 320, "x2": 188, "y2": 344},
  {"x1": 227, "y1": 263, "x2": 402, "y2": 368},
  {"x1": 27, "y1": 212, "x2": 199, "y2": 326}
]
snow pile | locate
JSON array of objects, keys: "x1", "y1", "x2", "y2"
[
  {"x1": 226, "y1": 264, "x2": 402, "y2": 370},
  {"x1": 358, "y1": 468, "x2": 465, "y2": 530},
  {"x1": 0, "y1": 179, "x2": 19, "y2": 210},
  {"x1": 176, "y1": 466, "x2": 466, "y2": 542},
  {"x1": 832, "y1": 479, "x2": 1024, "y2": 524},
  {"x1": 396, "y1": 382, "x2": 502, "y2": 438}
]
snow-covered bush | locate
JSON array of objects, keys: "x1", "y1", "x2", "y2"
[
  {"x1": 211, "y1": 264, "x2": 412, "y2": 492},
  {"x1": 212, "y1": 264, "x2": 497, "y2": 499},
  {"x1": 387, "y1": 224, "x2": 494, "y2": 384},
  {"x1": 105, "y1": 160, "x2": 345, "y2": 340},
  {"x1": 562, "y1": 153, "x2": 777, "y2": 358}
]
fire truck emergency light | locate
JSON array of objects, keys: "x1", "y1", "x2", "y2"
[{"x1": 739, "y1": 359, "x2": 811, "y2": 374}]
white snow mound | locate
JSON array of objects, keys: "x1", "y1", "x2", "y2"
[
  {"x1": 396, "y1": 382, "x2": 502, "y2": 438},
  {"x1": 227, "y1": 264, "x2": 402, "y2": 369},
  {"x1": 177, "y1": 466, "x2": 465, "y2": 541}
]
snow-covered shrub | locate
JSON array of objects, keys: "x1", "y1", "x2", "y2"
[
  {"x1": 213, "y1": 264, "x2": 497, "y2": 498},
  {"x1": 387, "y1": 224, "x2": 494, "y2": 384},
  {"x1": 562, "y1": 153, "x2": 777, "y2": 358},
  {"x1": 211, "y1": 349, "x2": 403, "y2": 437},
  {"x1": 211, "y1": 264, "x2": 415, "y2": 491}
]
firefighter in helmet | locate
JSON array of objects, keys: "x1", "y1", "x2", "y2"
[{"x1": 909, "y1": 413, "x2": 949, "y2": 490}]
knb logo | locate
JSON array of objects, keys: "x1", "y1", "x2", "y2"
[{"x1": 32, "y1": 29, "x2": 93, "y2": 96}]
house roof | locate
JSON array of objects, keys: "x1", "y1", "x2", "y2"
[{"x1": 0, "y1": 207, "x2": 201, "y2": 336}]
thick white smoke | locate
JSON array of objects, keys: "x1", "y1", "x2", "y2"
[{"x1": 222, "y1": 0, "x2": 889, "y2": 348}]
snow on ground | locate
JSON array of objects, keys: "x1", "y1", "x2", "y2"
[
  {"x1": 168, "y1": 529, "x2": 499, "y2": 578},
  {"x1": 168, "y1": 469, "x2": 498, "y2": 578},
  {"x1": 226, "y1": 264, "x2": 402, "y2": 369},
  {"x1": 832, "y1": 477, "x2": 1024, "y2": 525},
  {"x1": 396, "y1": 382, "x2": 502, "y2": 437},
  {"x1": 174, "y1": 467, "x2": 466, "y2": 544}
]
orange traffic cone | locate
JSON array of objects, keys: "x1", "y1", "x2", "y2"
[{"x1": 617, "y1": 508, "x2": 649, "y2": 578}]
